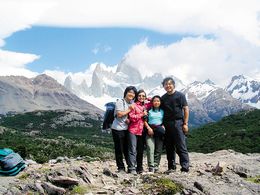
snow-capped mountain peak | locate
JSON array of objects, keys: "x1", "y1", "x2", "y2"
[
  {"x1": 203, "y1": 79, "x2": 215, "y2": 85},
  {"x1": 226, "y1": 75, "x2": 260, "y2": 108},
  {"x1": 187, "y1": 79, "x2": 218, "y2": 100}
]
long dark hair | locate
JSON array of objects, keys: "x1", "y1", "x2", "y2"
[
  {"x1": 151, "y1": 95, "x2": 162, "y2": 111},
  {"x1": 135, "y1": 89, "x2": 146, "y2": 103}
]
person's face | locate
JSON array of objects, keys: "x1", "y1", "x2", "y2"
[
  {"x1": 163, "y1": 80, "x2": 175, "y2": 93},
  {"x1": 152, "y1": 98, "x2": 161, "y2": 108},
  {"x1": 125, "y1": 90, "x2": 135, "y2": 101},
  {"x1": 137, "y1": 92, "x2": 146, "y2": 103}
]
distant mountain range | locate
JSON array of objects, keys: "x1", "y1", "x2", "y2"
[
  {"x1": 63, "y1": 61, "x2": 256, "y2": 126},
  {"x1": 0, "y1": 74, "x2": 103, "y2": 119},
  {"x1": 0, "y1": 61, "x2": 258, "y2": 127}
]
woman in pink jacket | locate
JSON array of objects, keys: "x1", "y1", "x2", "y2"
[{"x1": 127, "y1": 89, "x2": 148, "y2": 174}]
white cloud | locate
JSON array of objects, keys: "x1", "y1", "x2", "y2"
[
  {"x1": 92, "y1": 47, "x2": 99, "y2": 55},
  {"x1": 124, "y1": 35, "x2": 260, "y2": 87},
  {"x1": 0, "y1": 0, "x2": 259, "y2": 85},
  {"x1": 92, "y1": 44, "x2": 112, "y2": 55},
  {"x1": 43, "y1": 69, "x2": 68, "y2": 84},
  {"x1": 0, "y1": 50, "x2": 39, "y2": 77},
  {"x1": 43, "y1": 62, "x2": 116, "y2": 86},
  {"x1": 35, "y1": 0, "x2": 260, "y2": 46},
  {"x1": 0, "y1": 0, "x2": 55, "y2": 77},
  {"x1": 0, "y1": 0, "x2": 56, "y2": 46},
  {"x1": 43, "y1": 69, "x2": 93, "y2": 86},
  {"x1": 104, "y1": 45, "x2": 112, "y2": 53}
]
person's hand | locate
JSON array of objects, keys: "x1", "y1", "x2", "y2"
[
  {"x1": 125, "y1": 118, "x2": 130, "y2": 124},
  {"x1": 143, "y1": 110, "x2": 148, "y2": 116},
  {"x1": 147, "y1": 127, "x2": 154, "y2": 136},
  {"x1": 129, "y1": 104, "x2": 135, "y2": 110},
  {"x1": 182, "y1": 124, "x2": 189, "y2": 135}
]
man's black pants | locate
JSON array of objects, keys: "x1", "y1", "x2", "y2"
[{"x1": 164, "y1": 120, "x2": 189, "y2": 170}]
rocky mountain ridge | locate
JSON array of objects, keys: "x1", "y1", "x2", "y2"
[
  {"x1": 0, "y1": 74, "x2": 103, "y2": 118},
  {"x1": 0, "y1": 150, "x2": 259, "y2": 194}
]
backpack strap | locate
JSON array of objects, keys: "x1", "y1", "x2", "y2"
[
  {"x1": 122, "y1": 98, "x2": 126, "y2": 109},
  {"x1": 114, "y1": 99, "x2": 127, "y2": 118}
]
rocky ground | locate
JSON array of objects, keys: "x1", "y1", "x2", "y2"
[{"x1": 0, "y1": 150, "x2": 259, "y2": 195}]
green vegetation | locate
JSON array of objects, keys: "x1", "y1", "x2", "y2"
[
  {"x1": 18, "y1": 172, "x2": 30, "y2": 180},
  {"x1": 0, "y1": 110, "x2": 114, "y2": 163},
  {"x1": 246, "y1": 176, "x2": 260, "y2": 184},
  {"x1": 156, "y1": 178, "x2": 183, "y2": 194},
  {"x1": 71, "y1": 185, "x2": 90, "y2": 194},
  {"x1": 188, "y1": 109, "x2": 260, "y2": 153},
  {"x1": 140, "y1": 175, "x2": 183, "y2": 194}
]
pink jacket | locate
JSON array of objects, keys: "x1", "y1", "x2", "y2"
[{"x1": 128, "y1": 101, "x2": 147, "y2": 135}]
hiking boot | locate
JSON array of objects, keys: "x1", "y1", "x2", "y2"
[
  {"x1": 129, "y1": 170, "x2": 137, "y2": 175},
  {"x1": 136, "y1": 167, "x2": 144, "y2": 174},
  {"x1": 117, "y1": 169, "x2": 126, "y2": 174},
  {"x1": 164, "y1": 167, "x2": 176, "y2": 174},
  {"x1": 148, "y1": 167, "x2": 154, "y2": 173},
  {"x1": 168, "y1": 165, "x2": 176, "y2": 170},
  {"x1": 154, "y1": 167, "x2": 159, "y2": 173},
  {"x1": 181, "y1": 167, "x2": 189, "y2": 172},
  {"x1": 137, "y1": 169, "x2": 143, "y2": 174}
]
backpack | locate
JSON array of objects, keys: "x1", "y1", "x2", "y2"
[
  {"x1": 0, "y1": 148, "x2": 26, "y2": 176},
  {"x1": 102, "y1": 99, "x2": 126, "y2": 130},
  {"x1": 0, "y1": 148, "x2": 14, "y2": 159},
  {"x1": 102, "y1": 102, "x2": 116, "y2": 130}
]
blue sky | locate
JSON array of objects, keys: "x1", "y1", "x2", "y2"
[
  {"x1": 3, "y1": 27, "x2": 185, "y2": 73},
  {"x1": 0, "y1": 0, "x2": 259, "y2": 86}
]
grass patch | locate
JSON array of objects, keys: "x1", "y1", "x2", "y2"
[
  {"x1": 71, "y1": 185, "x2": 90, "y2": 194},
  {"x1": 140, "y1": 175, "x2": 183, "y2": 195},
  {"x1": 39, "y1": 167, "x2": 51, "y2": 174},
  {"x1": 156, "y1": 178, "x2": 183, "y2": 194},
  {"x1": 246, "y1": 176, "x2": 260, "y2": 184},
  {"x1": 18, "y1": 173, "x2": 30, "y2": 180}
]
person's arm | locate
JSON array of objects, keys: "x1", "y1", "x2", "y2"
[
  {"x1": 116, "y1": 100, "x2": 134, "y2": 118},
  {"x1": 144, "y1": 121, "x2": 154, "y2": 136},
  {"x1": 117, "y1": 107, "x2": 132, "y2": 118},
  {"x1": 182, "y1": 106, "x2": 189, "y2": 134}
]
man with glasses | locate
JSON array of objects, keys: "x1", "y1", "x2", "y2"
[{"x1": 161, "y1": 77, "x2": 190, "y2": 173}]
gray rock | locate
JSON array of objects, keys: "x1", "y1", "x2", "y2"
[
  {"x1": 35, "y1": 182, "x2": 45, "y2": 195},
  {"x1": 232, "y1": 165, "x2": 249, "y2": 178},
  {"x1": 7, "y1": 187, "x2": 22, "y2": 195},
  {"x1": 1, "y1": 150, "x2": 259, "y2": 195},
  {"x1": 49, "y1": 176, "x2": 79, "y2": 186},
  {"x1": 194, "y1": 181, "x2": 204, "y2": 192},
  {"x1": 42, "y1": 182, "x2": 66, "y2": 195},
  {"x1": 103, "y1": 168, "x2": 118, "y2": 178},
  {"x1": 74, "y1": 165, "x2": 94, "y2": 184}
]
